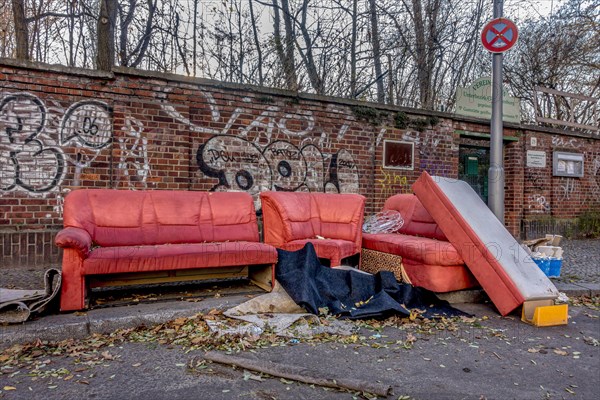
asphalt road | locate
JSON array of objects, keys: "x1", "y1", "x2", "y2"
[{"x1": 1, "y1": 300, "x2": 599, "y2": 400}]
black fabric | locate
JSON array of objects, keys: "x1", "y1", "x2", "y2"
[{"x1": 275, "y1": 243, "x2": 467, "y2": 319}]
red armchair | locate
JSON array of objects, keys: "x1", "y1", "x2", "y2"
[{"x1": 260, "y1": 191, "x2": 366, "y2": 267}]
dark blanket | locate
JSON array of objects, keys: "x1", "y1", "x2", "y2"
[{"x1": 275, "y1": 243, "x2": 467, "y2": 319}]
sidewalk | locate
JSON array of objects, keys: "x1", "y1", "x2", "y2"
[{"x1": 1, "y1": 239, "x2": 598, "y2": 347}]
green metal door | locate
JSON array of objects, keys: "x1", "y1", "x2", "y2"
[{"x1": 459, "y1": 147, "x2": 490, "y2": 203}]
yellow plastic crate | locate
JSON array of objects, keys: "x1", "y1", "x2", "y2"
[{"x1": 521, "y1": 299, "x2": 569, "y2": 327}]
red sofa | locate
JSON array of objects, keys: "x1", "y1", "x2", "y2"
[
  {"x1": 260, "y1": 192, "x2": 366, "y2": 267},
  {"x1": 362, "y1": 194, "x2": 479, "y2": 292},
  {"x1": 55, "y1": 190, "x2": 277, "y2": 311}
]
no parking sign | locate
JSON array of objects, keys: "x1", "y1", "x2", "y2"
[{"x1": 481, "y1": 18, "x2": 519, "y2": 53}]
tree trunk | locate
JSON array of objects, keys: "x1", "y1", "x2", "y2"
[
  {"x1": 97, "y1": 0, "x2": 117, "y2": 70},
  {"x1": 368, "y1": 0, "x2": 384, "y2": 103},
  {"x1": 12, "y1": 0, "x2": 29, "y2": 60},
  {"x1": 349, "y1": 0, "x2": 358, "y2": 97},
  {"x1": 298, "y1": 0, "x2": 324, "y2": 94},
  {"x1": 412, "y1": 0, "x2": 433, "y2": 109},
  {"x1": 193, "y1": 0, "x2": 198, "y2": 76},
  {"x1": 248, "y1": 0, "x2": 264, "y2": 85},
  {"x1": 271, "y1": 0, "x2": 298, "y2": 90}
]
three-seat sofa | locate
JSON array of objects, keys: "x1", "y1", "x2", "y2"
[{"x1": 55, "y1": 190, "x2": 277, "y2": 311}]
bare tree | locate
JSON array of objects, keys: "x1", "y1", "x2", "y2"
[
  {"x1": 12, "y1": 0, "x2": 29, "y2": 60},
  {"x1": 97, "y1": 0, "x2": 117, "y2": 70},
  {"x1": 368, "y1": 0, "x2": 385, "y2": 102},
  {"x1": 271, "y1": 0, "x2": 298, "y2": 90},
  {"x1": 248, "y1": 0, "x2": 264, "y2": 85},
  {"x1": 505, "y1": 0, "x2": 600, "y2": 125}
]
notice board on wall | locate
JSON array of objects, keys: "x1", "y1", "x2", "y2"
[
  {"x1": 553, "y1": 152, "x2": 584, "y2": 178},
  {"x1": 383, "y1": 140, "x2": 414, "y2": 170}
]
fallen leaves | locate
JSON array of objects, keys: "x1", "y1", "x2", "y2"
[
  {"x1": 583, "y1": 336, "x2": 599, "y2": 346},
  {"x1": 1, "y1": 297, "x2": 596, "y2": 397},
  {"x1": 569, "y1": 295, "x2": 600, "y2": 311}
]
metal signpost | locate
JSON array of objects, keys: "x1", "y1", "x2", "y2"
[{"x1": 481, "y1": 1, "x2": 518, "y2": 223}]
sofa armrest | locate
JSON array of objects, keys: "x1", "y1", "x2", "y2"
[
  {"x1": 55, "y1": 227, "x2": 92, "y2": 258},
  {"x1": 260, "y1": 195, "x2": 291, "y2": 247}
]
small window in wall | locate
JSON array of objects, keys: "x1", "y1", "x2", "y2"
[{"x1": 383, "y1": 140, "x2": 414, "y2": 170}]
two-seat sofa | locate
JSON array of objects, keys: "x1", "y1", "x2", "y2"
[
  {"x1": 362, "y1": 194, "x2": 479, "y2": 292},
  {"x1": 55, "y1": 190, "x2": 277, "y2": 311},
  {"x1": 260, "y1": 191, "x2": 366, "y2": 267}
]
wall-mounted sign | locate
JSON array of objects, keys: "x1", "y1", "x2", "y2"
[
  {"x1": 383, "y1": 140, "x2": 414, "y2": 170},
  {"x1": 553, "y1": 152, "x2": 584, "y2": 177},
  {"x1": 455, "y1": 77, "x2": 521, "y2": 123},
  {"x1": 526, "y1": 150, "x2": 546, "y2": 168}
]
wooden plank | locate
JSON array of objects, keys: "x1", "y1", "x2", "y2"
[
  {"x1": 88, "y1": 267, "x2": 249, "y2": 288},
  {"x1": 536, "y1": 116, "x2": 599, "y2": 131},
  {"x1": 455, "y1": 129, "x2": 520, "y2": 141},
  {"x1": 534, "y1": 86, "x2": 598, "y2": 102},
  {"x1": 249, "y1": 264, "x2": 274, "y2": 292}
]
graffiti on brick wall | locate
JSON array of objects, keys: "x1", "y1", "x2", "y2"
[
  {"x1": 394, "y1": 129, "x2": 452, "y2": 176},
  {"x1": 419, "y1": 159, "x2": 446, "y2": 176},
  {"x1": 552, "y1": 136, "x2": 582, "y2": 149},
  {"x1": 197, "y1": 135, "x2": 358, "y2": 202},
  {"x1": 556, "y1": 177, "x2": 579, "y2": 202},
  {"x1": 376, "y1": 167, "x2": 411, "y2": 200},
  {"x1": 60, "y1": 100, "x2": 112, "y2": 186},
  {"x1": 0, "y1": 93, "x2": 113, "y2": 195},
  {"x1": 61, "y1": 101, "x2": 112, "y2": 149},
  {"x1": 528, "y1": 194, "x2": 551, "y2": 213},
  {"x1": 593, "y1": 157, "x2": 600, "y2": 195},
  {"x1": 162, "y1": 93, "x2": 312, "y2": 142},
  {"x1": 161, "y1": 89, "x2": 359, "y2": 202},
  {"x1": 526, "y1": 171, "x2": 545, "y2": 191},
  {"x1": 116, "y1": 115, "x2": 153, "y2": 189},
  {"x1": 0, "y1": 93, "x2": 65, "y2": 194}
]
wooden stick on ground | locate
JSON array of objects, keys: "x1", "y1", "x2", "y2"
[{"x1": 203, "y1": 351, "x2": 392, "y2": 397}]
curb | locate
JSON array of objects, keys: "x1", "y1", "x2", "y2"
[
  {"x1": 2, "y1": 283, "x2": 598, "y2": 349},
  {"x1": 0, "y1": 295, "x2": 247, "y2": 349},
  {"x1": 555, "y1": 282, "x2": 600, "y2": 297}
]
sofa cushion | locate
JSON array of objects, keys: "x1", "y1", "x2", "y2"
[
  {"x1": 402, "y1": 259, "x2": 479, "y2": 292},
  {"x1": 83, "y1": 242, "x2": 277, "y2": 275},
  {"x1": 311, "y1": 193, "x2": 365, "y2": 242},
  {"x1": 383, "y1": 194, "x2": 447, "y2": 241},
  {"x1": 281, "y1": 239, "x2": 357, "y2": 266},
  {"x1": 260, "y1": 192, "x2": 364, "y2": 244},
  {"x1": 362, "y1": 232, "x2": 463, "y2": 266}
]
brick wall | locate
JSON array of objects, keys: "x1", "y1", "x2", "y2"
[{"x1": 1, "y1": 59, "x2": 598, "y2": 267}]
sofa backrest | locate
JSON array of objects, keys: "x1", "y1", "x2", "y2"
[
  {"x1": 260, "y1": 191, "x2": 366, "y2": 246},
  {"x1": 383, "y1": 194, "x2": 447, "y2": 241},
  {"x1": 63, "y1": 190, "x2": 259, "y2": 246}
]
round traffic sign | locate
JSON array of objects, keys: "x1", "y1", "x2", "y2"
[{"x1": 481, "y1": 18, "x2": 519, "y2": 53}]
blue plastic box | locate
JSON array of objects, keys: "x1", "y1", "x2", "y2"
[
  {"x1": 532, "y1": 257, "x2": 551, "y2": 276},
  {"x1": 548, "y1": 258, "x2": 562, "y2": 278}
]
